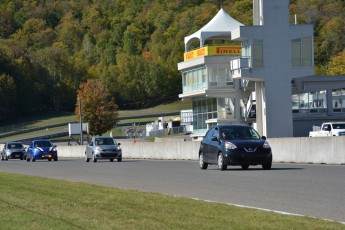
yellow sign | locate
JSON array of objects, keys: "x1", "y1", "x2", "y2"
[{"x1": 184, "y1": 45, "x2": 241, "y2": 61}]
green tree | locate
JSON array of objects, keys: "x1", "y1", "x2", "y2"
[
  {"x1": 296, "y1": 0, "x2": 345, "y2": 68},
  {"x1": 11, "y1": 18, "x2": 55, "y2": 52},
  {"x1": 56, "y1": 12, "x2": 84, "y2": 54},
  {"x1": 75, "y1": 79, "x2": 118, "y2": 136},
  {"x1": 5, "y1": 0, "x2": 345, "y2": 116},
  {"x1": 317, "y1": 15, "x2": 345, "y2": 67},
  {"x1": 0, "y1": 5, "x2": 15, "y2": 38},
  {"x1": 0, "y1": 73, "x2": 17, "y2": 123},
  {"x1": 29, "y1": 45, "x2": 83, "y2": 111},
  {"x1": 115, "y1": 53, "x2": 148, "y2": 107}
]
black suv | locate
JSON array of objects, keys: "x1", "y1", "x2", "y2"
[{"x1": 199, "y1": 124, "x2": 272, "y2": 170}]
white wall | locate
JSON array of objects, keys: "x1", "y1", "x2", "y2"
[{"x1": 268, "y1": 137, "x2": 345, "y2": 164}]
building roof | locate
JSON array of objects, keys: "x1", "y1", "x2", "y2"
[{"x1": 184, "y1": 8, "x2": 244, "y2": 51}]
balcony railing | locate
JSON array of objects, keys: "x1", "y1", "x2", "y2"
[{"x1": 230, "y1": 57, "x2": 251, "y2": 76}]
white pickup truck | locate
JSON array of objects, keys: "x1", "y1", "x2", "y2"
[{"x1": 309, "y1": 122, "x2": 345, "y2": 137}]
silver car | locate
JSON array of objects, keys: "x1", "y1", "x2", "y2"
[
  {"x1": 1, "y1": 142, "x2": 26, "y2": 160},
  {"x1": 85, "y1": 136, "x2": 122, "y2": 162}
]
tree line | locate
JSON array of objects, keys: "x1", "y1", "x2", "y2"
[{"x1": 1, "y1": 0, "x2": 345, "y2": 125}]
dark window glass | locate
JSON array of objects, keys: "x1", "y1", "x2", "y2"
[
  {"x1": 205, "y1": 127, "x2": 214, "y2": 139},
  {"x1": 213, "y1": 128, "x2": 219, "y2": 139},
  {"x1": 35, "y1": 141, "x2": 52, "y2": 147}
]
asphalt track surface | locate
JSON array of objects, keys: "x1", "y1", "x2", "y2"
[{"x1": 1, "y1": 159, "x2": 344, "y2": 224}]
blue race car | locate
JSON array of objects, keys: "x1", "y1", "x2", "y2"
[{"x1": 26, "y1": 140, "x2": 58, "y2": 162}]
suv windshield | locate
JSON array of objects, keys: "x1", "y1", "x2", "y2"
[
  {"x1": 95, "y1": 138, "x2": 115, "y2": 145},
  {"x1": 35, "y1": 141, "x2": 52, "y2": 147},
  {"x1": 220, "y1": 126, "x2": 260, "y2": 140},
  {"x1": 8, "y1": 143, "x2": 23, "y2": 149},
  {"x1": 332, "y1": 123, "x2": 345, "y2": 129}
]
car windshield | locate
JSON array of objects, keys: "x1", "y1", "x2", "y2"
[
  {"x1": 332, "y1": 123, "x2": 345, "y2": 129},
  {"x1": 95, "y1": 138, "x2": 115, "y2": 145},
  {"x1": 220, "y1": 126, "x2": 260, "y2": 140},
  {"x1": 35, "y1": 141, "x2": 52, "y2": 147},
  {"x1": 8, "y1": 143, "x2": 23, "y2": 149}
]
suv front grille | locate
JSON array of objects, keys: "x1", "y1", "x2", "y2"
[
  {"x1": 243, "y1": 147, "x2": 257, "y2": 152},
  {"x1": 104, "y1": 149, "x2": 116, "y2": 152}
]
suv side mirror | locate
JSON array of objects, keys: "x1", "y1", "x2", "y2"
[
  {"x1": 262, "y1": 136, "x2": 267, "y2": 140},
  {"x1": 211, "y1": 136, "x2": 218, "y2": 141}
]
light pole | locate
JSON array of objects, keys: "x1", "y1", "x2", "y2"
[{"x1": 79, "y1": 98, "x2": 83, "y2": 145}]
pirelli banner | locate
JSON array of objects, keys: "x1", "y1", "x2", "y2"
[{"x1": 184, "y1": 45, "x2": 241, "y2": 61}]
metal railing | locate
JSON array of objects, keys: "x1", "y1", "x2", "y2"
[{"x1": 229, "y1": 56, "x2": 251, "y2": 77}]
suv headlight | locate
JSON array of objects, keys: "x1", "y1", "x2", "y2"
[
  {"x1": 263, "y1": 141, "x2": 270, "y2": 149},
  {"x1": 225, "y1": 141, "x2": 237, "y2": 150},
  {"x1": 34, "y1": 148, "x2": 42, "y2": 152},
  {"x1": 116, "y1": 146, "x2": 121, "y2": 150},
  {"x1": 95, "y1": 146, "x2": 103, "y2": 151}
]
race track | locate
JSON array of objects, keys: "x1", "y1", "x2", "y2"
[{"x1": 1, "y1": 159, "x2": 344, "y2": 224}]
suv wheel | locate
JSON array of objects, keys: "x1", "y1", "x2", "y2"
[
  {"x1": 85, "y1": 153, "x2": 90, "y2": 162},
  {"x1": 218, "y1": 153, "x2": 227, "y2": 171},
  {"x1": 241, "y1": 164, "x2": 249, "y2": 170},
  {"x1": 199, "y1": 153, "x2": 208, "y2": 170},
  {"x1": 262, "y1": 162, "x2": 272, "y2": 170},
  {"x1": 92, "y1": 153, "x2": 97, "y2": 162}
]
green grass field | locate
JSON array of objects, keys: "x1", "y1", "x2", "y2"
[
  {"x1": 1, "y1": 100, "x2": 191, "y2": 130},
  {"x1": 0, "y1": 172, "x2": 344, "y2": 230},
  {"x1": 0, "y1": 100, "x2": 191, "y2": 142}
]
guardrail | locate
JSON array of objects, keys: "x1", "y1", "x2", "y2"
[
  {"x1": 0, "y1": 123, "x2": 70, "y2": 139},
  {"x1": 0, "y1": 112, "x2": 179, "y2": 139}
]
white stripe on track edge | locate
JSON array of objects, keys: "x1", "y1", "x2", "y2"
[{"x1": 189, "y1": 197, "x2": 345, "y2": 225}]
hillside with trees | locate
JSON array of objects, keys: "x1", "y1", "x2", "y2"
[{"x1": 1, "y1": 0, "x2": 345, "y2": 124}]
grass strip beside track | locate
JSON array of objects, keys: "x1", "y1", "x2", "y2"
[{"x1": 0, "y1": 172, "x2": 344, "y2": 230}]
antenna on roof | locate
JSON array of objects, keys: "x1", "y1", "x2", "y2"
[{"x1": 218, "y1": 0, "x2": 223, "y2": 9}]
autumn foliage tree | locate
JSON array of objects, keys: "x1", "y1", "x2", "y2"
[
  {"x1": 75, "y1": 79, "x2": 118, "y2": 136},
  {"x1": 327, "y1": 49, "x2": 345, "y2": 75},
  {"x1": 1, "y1": 0, "x2": 345, "y2": 118}
]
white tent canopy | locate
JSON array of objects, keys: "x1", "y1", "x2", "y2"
[{"x1": 184, "y1": 8, "x2": 244, "y2": 51}]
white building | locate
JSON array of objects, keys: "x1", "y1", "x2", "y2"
[
  {"x1": 146, "y1": 117, "x2": 165, "y2": 137},
  {"x1": 180, "y1": 109, "x2": 193, "y2": 133},
  {"x1": 178, "y1": 0, "x2": 345, "y2": 139}
]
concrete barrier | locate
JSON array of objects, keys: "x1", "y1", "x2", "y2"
[
  {"x1": 57, "y1": 145, "x2": 85, "y2": 158},
  {"x1": 267, "y1": 136, "x2": 345, "y2": 164},
  {"x1": 1, "y1": 137, "x2": 345, "y2": 164}
]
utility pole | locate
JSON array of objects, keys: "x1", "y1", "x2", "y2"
[
  {"x1": 79, "y1": 98, "x2": 83, "y2": 145},
  {"x1": 218, "y1": 0, "x2": 223, "y2": 9}
]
